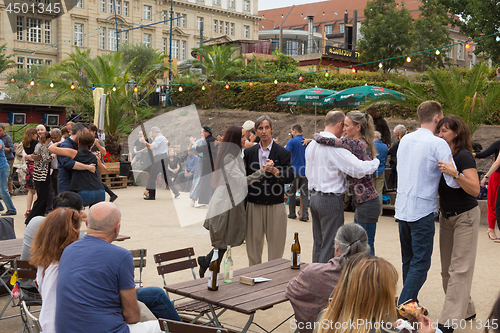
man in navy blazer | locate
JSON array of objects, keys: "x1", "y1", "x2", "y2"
[{"x1": 243, "y1": 115, "x2": 294, "y2": 266}]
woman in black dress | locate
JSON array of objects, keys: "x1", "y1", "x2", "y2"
[{"x1": 22, "y1": 128, "x2": 38, "y2": 218}]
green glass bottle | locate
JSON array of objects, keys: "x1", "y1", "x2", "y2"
[{"x1": 223, "y1": 245, "x2": 234, "y2": 283}]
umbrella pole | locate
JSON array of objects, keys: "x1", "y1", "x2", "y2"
[{"x1": 315, "y1": 105, "x2": 317, "y2": 133}]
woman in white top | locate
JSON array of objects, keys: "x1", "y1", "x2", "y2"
[{"x1": 29, "y1": 208, "x2": 81, "y2": 333}]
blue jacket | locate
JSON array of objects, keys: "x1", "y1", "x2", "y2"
[
  {"x1": 374, "y1": 140, "x2": 388, "y2": 177},
  {"x1": 57, "y1": 137, "x2": 78, "y2": 193}
]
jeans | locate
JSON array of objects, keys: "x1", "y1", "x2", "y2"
[
  {"x1": 136, "y1": 287, "x2": 181, "y2": 321},
  {"x1": 0, "y1": 165, "x2": 15, "y2": 213},
  {"x1": 177, "y1": 172, "x2": 194, "y2": 191},
  {"x1": 356, "y1": 222, "x2": 376, "y2": 255},
  {"x1": 77, "y1": 189, "x2": 105, "y2": 207},
  {"x1": 397, "y1": 213, "x2": 435, "y2": 305}
]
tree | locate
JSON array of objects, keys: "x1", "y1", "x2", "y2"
[
  {"x1": 358, "y1": 0, "x2": 413, "y2": 72},
  {"x1": 185, "y1": 44, "x2": 243, "y2": 82},
  {"x1": 0, "y1": 44, "x2": 14, "y2": 74},
  {"x1": 438, "y1": 0, "x2": 500, "y2": 64},
  {"x1": 409, "y1": 0, "x2": 452, "y2": 70},
  {"x1": 120, "y1": 42, "x2": 167, "y2": 82}
]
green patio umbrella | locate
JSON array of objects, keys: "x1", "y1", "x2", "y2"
[
  {"x1": 277, "y1": 87, "x2": 337, "y2": 132},
  {"x1": 323, "y1": 85, "x2": 403, "y2": 108}
]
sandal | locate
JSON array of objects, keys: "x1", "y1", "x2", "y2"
[
  {"x1": 487, "y1": 229, "x2": 500, "y2": 242},
  {"x1": 24, "y1": 210, "x2": 30, "y2": 218}
]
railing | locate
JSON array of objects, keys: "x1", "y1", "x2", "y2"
[{"x1": 244, "y1": 40, "x2": 356, "y2": 56}]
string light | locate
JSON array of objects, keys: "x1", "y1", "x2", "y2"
[
  {"x1": 201, "y1": 85, "x2": 205, "y2": 90},
  {"x1": 435, "y1": 50, "x2": 440, "y2": 55},
  {"x1": 325, "y1": 71, "x2": 329, "y2": 77},
  {"x1": 378, "y1": 63, "x2": 383, "y2": 68},
  {"x1": 465, "y1": 43, "x2": 471, "y2": 50},
  {"x1": 274, "y1": 79, "x2": 278, "y2": 84},
  {"x1": 133, "y1": 86, "x2": 138, "y2": 92},
  {"x1": 249, "y1": 82, "x2": 253, "y2": 87},
  {"x1": 70, "y1": 82, "x2": 75, "y2": 90},
  {"x1": 50, "y1": 81, "x2": 54, "y2": 88},
  {"x1": 406, "y1": 56, "x2": 412, "y2": 63},
  {"x1": 178, "y1": 86, "x2": 183, "y2": 92},
  {"x1": 112, "y1": 84, "x2": 116, "y2": 91},
  {"x1": 299, "y1": 76, "x2": 303, "y2": 82},
  {"x1": 225, "y1": 83, "x2": 229, "y2": 89},
  {"x1": 351, "y1": 67, "x2": 357, "y2": 73},
  {"x1": 10, "y1": 78, "x2": 14, "y2": 83},
  {"x1": 30, "y1": 79, "x2": 35, "y2": 86},
  {"x1": 92, "y1": 84, "x2": 95, "y2": 90}
]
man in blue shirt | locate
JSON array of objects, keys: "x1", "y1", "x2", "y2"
[
  {"x1": 373, "y1": 131, "x2": 388, "y2": 214},
  {"x1": 0, "y1": 124, "x2": 15, "y2": 195},
  {"x1": 177, "y1": 147, "x2": 198, "y2": 191},
  {"x1": 285, "y1": 124, "x2": 309, "y2": 221},
  {"x1": 57, "y1": 123, "x2": 85, "y2": 193}
]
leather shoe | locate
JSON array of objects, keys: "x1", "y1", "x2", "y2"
[
  {"x1": 109, "y1": 194, "x2": 118, "y2": 203},
  {"x1": 2, "y1": 211, "x2": 16, "y2": 216},
  {"x1": 438, "y1": 324, "x2": 454, "y2": 333},
  {"x1": 465, "y1": 314, "x2": 476, "y2": 321},
  {"x1": 288, "y1": 214, "x2": 297, "y2": 219},
  {"x1": 143, "y1": 196, "x2": 155, "y2": 200}
]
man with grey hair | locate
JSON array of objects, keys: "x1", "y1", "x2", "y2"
[
  {"x1": 0, "y1": 124, "x2": 15, "y2": 194},
  {"x1": 305, "y1": 111, "x2": 379, "y2": 263},
  {"x1": 243, "y1": 115, "x2": 294, "y2": 266},
  {"x1": 141, "y1": 126, "x2": 179, "y2": 200},
  {"x1": 56, "y1": 202, "x2": 179, "y2": 333},
  {"x1": 373, "y1": 131, "x2": 388, "y2": 214}
]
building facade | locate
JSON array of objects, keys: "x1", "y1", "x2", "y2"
[{"x1": 0, "y1": 0, "x2": 261, "y2": 71}]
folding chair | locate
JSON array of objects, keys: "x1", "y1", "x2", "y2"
[
  {"x1": 12, "y1": 260, "x2": 42, "y2": 330},
  {"x1": 129, "y1": 249, "x2": 147, "y2": 288},
  {"x1": 158, "y1": 318, "x2": 228, "y2": 333},
  {"x1": 20, "y1": 301, "x2": 41, "y2": 333},
  {"x1": 153, "y1": 248, "x2": 226, "y2": 325}
]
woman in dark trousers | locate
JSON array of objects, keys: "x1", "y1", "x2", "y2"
[
  {"x1": 89, "y1": 124, "x2": 118, "y2": 203},
  {"x1": 25, "y1": 131, "x2": 52, "y2": 225}
]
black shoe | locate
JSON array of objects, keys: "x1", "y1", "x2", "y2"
[
  {"x1": 197, "y1": 256, "x2": 209, "y2": 278},
  {"x1": 2, "y1": 211, "x2": 16, "y2": 216},
  {"x1": 438, "y1": 323, "x2": 454, "y2": 333},
  {"x1": 174, "y1": 193, "x2": 180, "y2": 199},
  {"x1": 288, "y1": 214, "x2": 297, "y2": 219},
  {"x1": 465, "y1": 313, "x2": 476, "y2": 321},
  {"x1": 110, "y1": 194, "x2": 118, "y2": 202},
  {"x1": 143, "y1": 196, "x2": 155, "y2": 200},
  {"x1": 299, "y1": 217, "x2": 309, "y2": 222}
]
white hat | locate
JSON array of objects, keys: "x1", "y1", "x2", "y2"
[{"x1": 242, "y1": 120, "x2": 255, "y2": 131}]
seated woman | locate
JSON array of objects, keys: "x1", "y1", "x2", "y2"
[
  {"x1": 49, "y1": 131, "x2": 106, "y2": 207},
  {"x1": 315, "y1": 254, "x2": 437, "y2": 333},
  {"x1": 286, "y1": 224, "x2": 369, "y2": 333}
]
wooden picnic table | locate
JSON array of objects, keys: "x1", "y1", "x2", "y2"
[
  {"x1": 165, "y1": 258, "x2": 307, "y2": 333},
  {"x1": 0, "y1": 238, "x2": 23, "y2": 260}
]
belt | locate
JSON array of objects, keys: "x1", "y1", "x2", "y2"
[
  {"x1": 440, "y1": 209, "x2": 466, "y2": 219},
  {"x1": 311, "y1": 189, "x2": 339, "y2": 196}
]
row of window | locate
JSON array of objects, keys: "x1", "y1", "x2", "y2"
[
  {"x1": 213, "y1": 20, "x2": 235, "y2": 36},
  {"x1": 17, "y1": 57, "x2": 51, "y2": 69},
  {"x1": 16, "y1": 17, "x2": 51, "y2": 44},
  {"x1": 162, "y1": 11, "x2": 187, "y2": 28},
  {"x1": 162, "y1": 38, "x2": 186, "y2": 60},
  {"x1": 99, "y1": 0, "x2": 129, "y2": 16},
  {"x1": 99, "y1": 27, "x2": 129, "y2": 51}
]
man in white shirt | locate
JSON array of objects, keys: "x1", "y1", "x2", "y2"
[
  {"x1": 305, "y1": 111, "x2": 380, "y2": 263},
  {"x1": 142, "y1": 126, "x2": 180, "y2": 200},
  {"x1": 395, "y1": 100, "x2": 458, "y2": 306}
]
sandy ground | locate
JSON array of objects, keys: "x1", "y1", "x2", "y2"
[{"x1": 0, "y1": 185, "x2": 499, "y2": 333}]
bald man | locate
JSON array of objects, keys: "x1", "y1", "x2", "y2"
[{"x1": 56, "y1": 202, "x2": 179, "y2": 333}]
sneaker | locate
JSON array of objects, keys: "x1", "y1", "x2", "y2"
[
  {"x1": 194, "y1": 203, "x2": 206, "y2": 208},
  {"x1": 190, "y1": 200, "x2": 195, "y2": 207},
  {"x1": 2, "y1": 211, "x2": 16, "y2": 216},
  {"x1": 299, "y1": 217, "x2": 309, "y2": 222},
  {"x1": 288, "y1": 213, "x2": 297, "y2": 219},
  {"x1": 109, "y1": 194, "x2": 118, "y2": 203}
]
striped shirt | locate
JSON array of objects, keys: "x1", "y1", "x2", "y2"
[{"x1": 33, "y1": 143, "x2": 52, "y2": 182}]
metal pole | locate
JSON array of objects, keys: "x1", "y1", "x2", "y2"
[
  {"x1": 113, "y1": 0, "x2": 119, "y2": 52},
  {"x1": 200, "y1": 21, "x2": 203, "y2": 46},
  {"x1": 167, "y1": 0, "x2": 173, "y2": 106}
]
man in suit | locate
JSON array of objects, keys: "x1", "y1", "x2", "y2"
[{"x1": 244, "y1": 115, "x2": 294, "y2": 266}]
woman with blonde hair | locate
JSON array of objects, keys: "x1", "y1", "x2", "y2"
[
  {"x1": 29, "y1": 208, "x2": 82, "y2": 333},
  {"x1": 315, "y1": 254, "x2": 436, "y2": 333},
  {"x1": 314, "y1": 111, "x2": 380, "y2": 254},
  {"x1": 22, "y1": 127, "x2": 38, "y2": 218}
]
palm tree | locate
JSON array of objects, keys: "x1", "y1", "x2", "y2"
[
  {"x1": 0, "y1": 44, "x2": 14, "y2": 74},
  {"x1": 185, "y1": 44, "x2": 243, "y2": 82}
]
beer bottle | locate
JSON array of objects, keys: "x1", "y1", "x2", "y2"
[
  {"x1": 291, "y1": 232, "x2": 301, "y2": 269},
  {"x1": 207, "y1": 249, "x2": 219, "y2": 291},
  {"x1": 224, "y1": 245, "x2": 234, "y2": 283}
]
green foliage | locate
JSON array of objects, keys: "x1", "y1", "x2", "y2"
[
  {"x1": 0, "y1": 44, "x2": 14, "y2": 75},
  {"x1": 3, "y1": 64, "x2": 56, "y2": 104},
  {"x1": 438, "y1": 0, "x2": 500, "y2": 64},
  {"x1": 120, "y1": 42, "x2": 167, "y2": 82},
  {"x1": 184, "y1": 44, "x2": 243, "y2": 82},
  {"x1": 358, "y1": 0, "x2": 413, "y2": 72}
]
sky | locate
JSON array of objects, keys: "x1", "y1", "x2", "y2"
[{"x1": 258, "y1": 0, "x2": 330, "y2": 11}]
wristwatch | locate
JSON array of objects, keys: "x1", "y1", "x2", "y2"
[{"x1": 453, "y1": 172, "x2": 460, "y2": 179}]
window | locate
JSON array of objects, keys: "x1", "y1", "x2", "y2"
[
  {"x1": 243, "y1": 25, "x2": 249, "y2": 38},
  {"x1": 228, "y1": 0, "x2": 234, "y2": 7},
  {"x1": 197, "y1": 17, "x2": 203, "y2": 30},
  {"x1": 75, "y1": 0, "x2": 83, "y2": 8},
  {"x1": 243, "y1": 0, "x2": 249, "y2": 11},
  {"x1": 196, "y1": 42, "x2": 200, "y2": 48},
  {"x1": 224, "y1": 22, "x2": 229, "y2": 35},
  {"x1": 143, "y1": 33, "x2": 151, "y2": 47},
  {"x1": 116, "y1": 1, "x2": 120, "y2": 15},
  {"x1": 324, "y1": 24, "x2": 333, "y2": 34},
  {"x1": 230, "y1": 23, "x2": 234, "y2": 35},
  {"x1": 27, "y1": 18, "x2": 42, "y2": 43},
  {"x1": 122, "y1": 31, "x2": 128, "y2": 43},
  {"x1": 17, "y1": 57, "x2": 24, "y2": 69},
  {"x1": 214, "y1": 20, "x2": 218, "y2": 33},
  {"x1": 108, "y1": 0, "x2": 113, "y2": 13},
  {"x1": 171, "y1": 39, "x2": 179, "y2": 59},
  {"x1": 45, "y1": 20, "x2": 51, "y2": 44},
  {"x1": 108, "y1": 29, "x2": 116, "y2": 51},
  {"x1": 181, "y1": 14, "x2": 186, "y2": 28},
  {"x1": 214, "y1": 0, "x2": 219, "y2": 4},
  {"x1": 445, "y1": 47, "x2": 451, "y2": 58},
  {"x1": 180, "y1": 40, "x2": 186, "y2": 60},
  {"x1": 123, "y1": 1, "x2": 129, "y2": 16},
  {"x1": 313, "y1": 26, "x2": 318, "y2": 33},
  {"x1": 45, "y1": 60, "x2": 51, "y2": 66},
  {"x1": 144, "y1": 5, "x2": 152, "y2": 20},
  {"x1": 27, "y1": 58, "x2": 43, "y2": 68},
  {"x1": 100, "y1": 0, "x2": 105, "y2": 12},
  {"x1": 339, "y1": 23, "x2": 344, "y2": 34},
  {"x1": 74, "y1": 23, "x2": 83, "y2": 46},
  {"x1": 100, "y1": 27, "x2": 106, "y2": 49},
  {"x1": 162, "y1": 38, "x2": 167, "y2": 54},
  {"x1": 17, "y1": 16, "x2": 23, "y2": 41},
  {"x1": 219, "y1": 21, "x2": 223, "y2": 33},
  {"x1": 458, "y1": 44, "x2": 463, "y2": 60}
]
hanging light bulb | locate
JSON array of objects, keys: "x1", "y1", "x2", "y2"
[
  {"x1": 406, "y1": 56, "x2": 412, "y2": 63},
  {"x1": 112, "y1": 84, "x2": 116, "y2": 91},
  {"x1": 50, "y1": 81, "x2": 54, "y2": 88},
  {"x1": 299, "y1": 76, "x2": 303, "y2": 82},
  {"x1": 435, "y1": 50, "x2": 440, "y2": 55},
  {"x1": 274, "y1": 79, "x2": 278, "y2": 84},
  {"x1": 10, "y1": 78, "x2": 15, "y2": 83},
  {"x1": 70, "y1": 82, "x2": 75, "y2": 90},
  {"x1": 325, "y1": 71, "x2": 329, "y2": 77},
  {"x1": 133, "y1": 86, "x2": 138, "y2": 92},
  {"x1": 465, "y1": 42, "x2": 471, "y2": 50},
  {"x1": 202, "y1": 85, "x2": 206, "y2": 90},
  {"x1": 92, "y1": 84, "x2": 95, "y2": 90},
  {"x1": 378, "y1": 63, "x2": 383, "y2": 68},
  {"x1": 178, "y1": 86, "x2": 183, "y2": 92},
  {"x1": 225, "y1": 83, "x2": 229, "y2": 89},
  {"x1": 30, "y1": 79, "x2": 35, "y2": 86},
  {"x1": 351, "y1": 67, "x2": 357, "y2": 73},
  {"x1": 249, "y1": 82, "x2": 253, "y2": 87}
]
